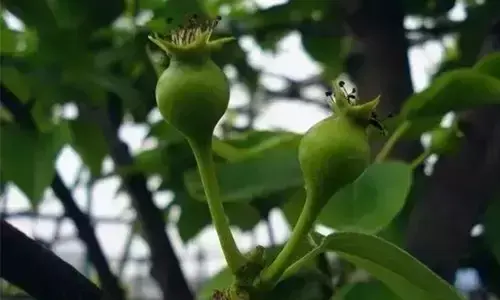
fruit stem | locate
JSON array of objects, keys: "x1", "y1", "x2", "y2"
[
  {"x1": 375, "y1": 120, "x2": 410, "y2": 162},
  {"x1": 189, "y1": 140, "x2": 246, "y2": 273},
  {"x1": 258, "y1": 193, "x2": 317, "y2": 288},
  {"x1": 280, "y1": 245, "x2": 323, "y2": 282},
  {"x1": 410, "y1": 149, "x2": 431, "y2": 170}
]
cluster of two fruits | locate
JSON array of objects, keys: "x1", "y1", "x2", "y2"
[{"x1": 149, "y1": 14, "x2": 384, "y2": 297}]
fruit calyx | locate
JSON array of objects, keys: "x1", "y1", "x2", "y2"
[
  {"x1": 148, "y1": 14, "x2": 234, "y2": 61},
  {"x1": 326, "y1": 81, "x2": 387, "y2": 135}
]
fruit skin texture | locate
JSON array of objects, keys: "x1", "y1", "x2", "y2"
[
  {"x1": 156, "y1": 57, "x2": 230, "y2": 145},
  {"x1": 299, "y1": 115, "x2": 370, "y2": 212}
]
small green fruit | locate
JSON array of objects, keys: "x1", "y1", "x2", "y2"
[
  {"x1": 299, "y1": 116, "x2": 370, "y2": 208},
  {"x1": 258, "y1": 82, "x2": 385, "y2": 287},
  {"x1": 428, "y1": 121, "x2": 463, "y2": 155},
  {"x1": 149, "y1": 15, "x2": 234, "y2": 145},
  {"x1": 299, "y1": 81, "x2": 383, "y2": 215}
]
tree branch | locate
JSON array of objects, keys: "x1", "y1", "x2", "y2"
[
  {"x1": 80, "y1": 97, "x2": 194, "y2": 300},
  {"x1": 52, "y1": 174, "x2": 125, "y2": 300},
  {"x1": 0, "y1": 85, "x2": 124, "y2": 300},
  {"x1": 0, "y1": 219, "x2": 102, "y2": 300}
]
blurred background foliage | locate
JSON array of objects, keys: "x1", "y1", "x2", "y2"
[{"x1": 0, "y1": 0, "x2": 499, "y2": 299}]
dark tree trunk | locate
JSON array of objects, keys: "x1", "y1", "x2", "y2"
[
  {"x1": 340, "y1": 0, "x2": 420, "y2": 161},
  {"x1": 405, "y1": 20, "x2": 500, "y2": 283}
]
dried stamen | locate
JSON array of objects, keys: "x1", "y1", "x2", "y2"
[
  {"x1": 163, "y1": 14, "x2": 222, "y2": 46},
  {"x1": 325, "y1": 81, "x2": 357, "y2": 107},
  {"x1": 325, "y1": 82, "x2": 389, "y2": 135}
]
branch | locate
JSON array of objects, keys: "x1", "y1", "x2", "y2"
[
  {"x1": 0, "y1": 219, "x2": 102, "y2": 300},
  {"x1": 80, "y1": 98, "x2": 194, "y2": 300},
  {"x1": 52, "y1": 175, "x2": 125, "y2": 300},
  {"x1": 0, "y1": 85, "x2": 124, "y2": 300}
]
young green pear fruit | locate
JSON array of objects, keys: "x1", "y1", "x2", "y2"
[
  {"x1": 259, "y1": 81, "x2": 386, "y2": 286},
  {"x1": 149, "y1": 14, "x2": 234, "y2": 146}
]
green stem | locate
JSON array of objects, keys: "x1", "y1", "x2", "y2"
[
  {"x1": 189, "y1": 140, "x2": 246, "y2": 273},
  {"x1": 410, "y1": 149, "x2": 431, "y2": 170},
  {"x1": 280, "y1": 246, "x2": 323, "y2": 282},
  {"x1": 258, "y1": 194, "x2": 317, "y2": 288},
  {"x1": 308, "y1": 233, "x2": 318, "y2": 247},
  {"x1": 375, "y1": 120, "x2": 411, "y2": 163}
]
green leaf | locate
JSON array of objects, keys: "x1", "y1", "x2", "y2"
[
  {"x1": 225, "y1": 203, "x2": 261, "y2": 231},
  {"x1": 0, "y1": 67, "x2": 31, "y2": 103},
  {"x1": 402, "y1": 69, "x2": 500, "y2": 119},
  {"x1": 148, "y1": 121, "x2": 185, "y2": 145},
  {"x1": 123, "y1": 145, "x2": 170, "y2": 178},
  {"x1": 267, "y1": 269, "x2": 327, "y2": 300},
  {"x1": 234, "y1": 132, "x2": 300, "y2": 160},
  {"x1": 282, "y1": 188, "x2": 306, "y2": 227},
  {"x1": 69, "y1": 120, "x2": 108, "y2": 177},
  {"x1": 184, "y1": 140, "x2": 303, "y2": 203},
  {"x1": 177, "y1": 192, "x2": 211, "y2": 243},
  {"x1": 139, "y1": 0, "x2": 168, "y2": 10},
  {"x1": 176, "y1": 193, "x2": 261, "y2": 243},
  {"x1": 484, "y1": 196, "x2": 500, "y2": 264},
  {"x1": 30, "y1": 99, "x2": 56, "y2": 132},
  {"x1": 0, "y1": 27, "x2": 20, "y2": 54},
  {"x1": 211, "y1": 138, "x2": 245, "y2": 161},
  {"x1": 402, "y1": 52, "x2": 500, "y2": 120},
  {"x1": 473, "y1": 52, "x2": 500, "y2": 79},
  {"x1": 318, "y1": 162, "x2": 413, "y2": 234},
  {"x1": 251, "y1": 188, "x2": 298, "y2": 219},
  {"x1": 377, "y1": 171, "x2": 427, "y2": 247},
  {"x1": 381, "y1": 114, "x2": 442, "y2": 140},
  {"x1": 50, "y1": 0, "x2": 124, "y2": 32},
  {"x1": 218, "y1": 130, "x2": 301, "y2": 161},
  {"x1": 315, "y1": 232, "x2": 464, "y2": 300},
  {"x1": 73, "y1": 72, "x2": 144, "y2": 108},
  {"x1": 333, "y1": 281, "x2": 401, "y2": 300},
  {"x1": 0, "y1": 123, "x2": 71, "y2": 206}
]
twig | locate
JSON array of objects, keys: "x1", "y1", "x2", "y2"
[{"x1": 80, "y1": 99, "x2": 194, "y2": 300}]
